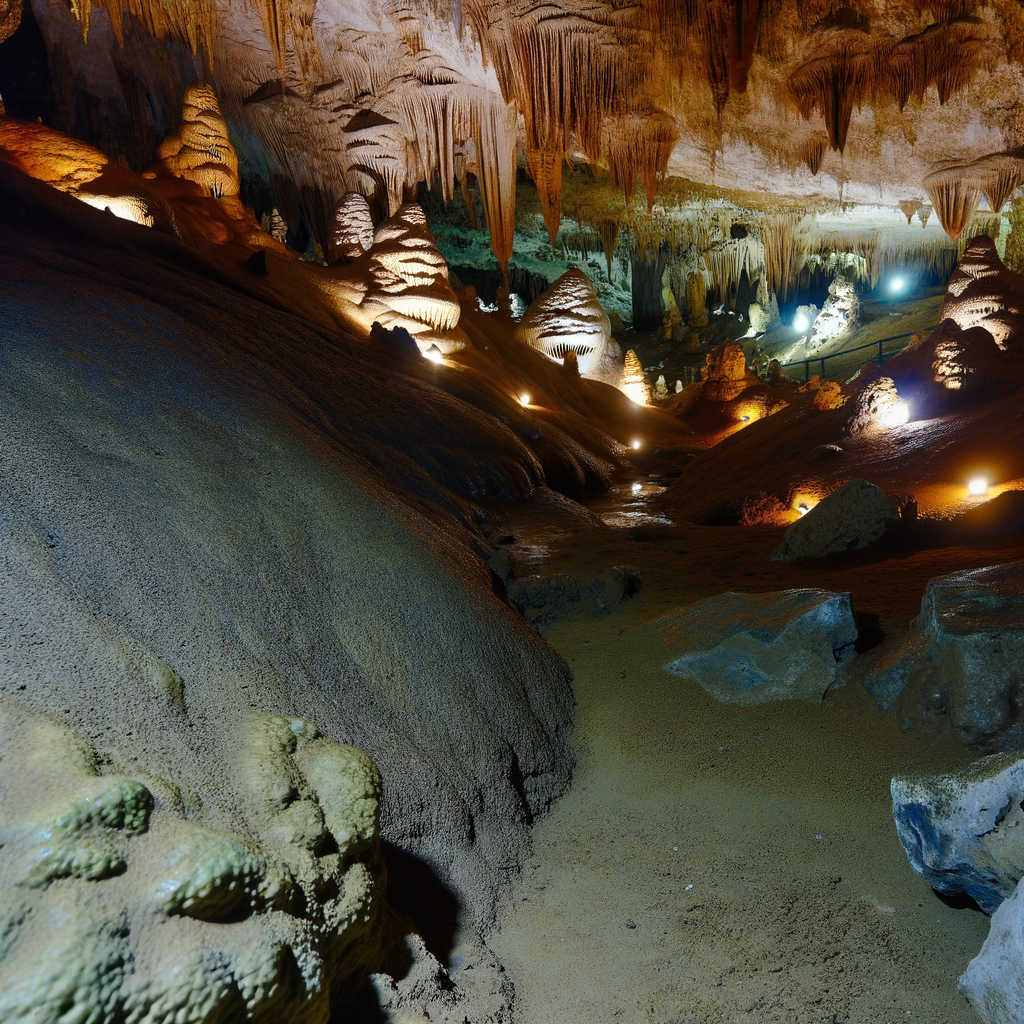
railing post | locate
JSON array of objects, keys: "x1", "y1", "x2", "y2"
[
  {"x1": 877, "y1": 337, "x2": 884, "y2": 365},
  {"x1": 804, "y1": 359, "x2": 810, "y2": 382}
]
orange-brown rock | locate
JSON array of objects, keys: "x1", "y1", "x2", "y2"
[
  {"x1": 812, "y1": 381, "x2": 848, "y2": 411},
  {"x1": 151, "y1": 81, "x2": 239, "y2": 199},
  {"x1": 700, "y1": 343, "x2": 759, "y2": 402}
]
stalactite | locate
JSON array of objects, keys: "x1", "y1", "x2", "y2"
[
  {"x1": 788, "y1": 42, "x2": 871, "y2": 154},
  {"x1": 799, "y1": 134, "x2": 827, "y2": 176},
  {"x1": 884, "y1": 21, "x2": 981, "y2": 109},
  {"x1": 1005, "y1": 195, "x2": 1024, "y2": 274},
  {"x1": 597, "y1": 219, "x2": 620, "y2": 282},
  {"x1": 396, "y1": 86, "x2": 471, "y2": 205},
  {"x1": 726, "y1": 0, "x2": 763, "y2": 93},
  {"x1": 471, "y1": 96, "x2": 518, "y2": 286},
  {"x1": 602, "y1": 110, "x2": 678, "y2": 210},
  {"x1": 898, "y1": 199, "x2": 921, "y2": 225},
  {"x1": 923, "y1": 165, "x2": 983, "y2": 240},
  {"x1": 527, "y1": 144, "x2": 564, "y2": 248},
  {"x1": 761, "y1": 212, "x2": 800, "y2": 299},
  {"x1": 973, "y1": 154, "x2": 1024, "y2": 214}
]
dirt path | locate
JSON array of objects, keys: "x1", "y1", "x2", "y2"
[{"x1": 487, "y1": 492, "x2": 1015, "y2": 1023}]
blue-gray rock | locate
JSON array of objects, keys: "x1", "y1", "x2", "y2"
[
  {"x1": 865, "y1": 562, "x2": 1024, "y2": 752},
  {"x1": 891, "y1": 750, "x2": 1024, "y2": 914},
  {"x1": 960, "y1": 874, "x2": 1024, "y2": 1023},
  {"x1": 658, "y1": 589, "x2": 857, "y2": 705}
]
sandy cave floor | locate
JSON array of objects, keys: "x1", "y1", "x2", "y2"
[{"x1": 480, "y1": 481, "x2": 1024, "y2": 1024}]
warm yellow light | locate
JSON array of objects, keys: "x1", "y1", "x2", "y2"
[
  {"x1": 968, "y1": 477, "x2": 988, "y2": 496},
  {"x1": 424, "y1": 347, "x2": 443, "y2": 363},
  {"x1": 798, "y1": 503, "x2": 811, "y2": 517},
  {"x1": 519, "y1": 392, "x2": 531, "y2": 406},
  {"x1": 631, "y1": 439, "x2": 642, "y2": 450}
]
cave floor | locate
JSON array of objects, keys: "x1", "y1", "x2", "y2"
[{"x1": 484, "y1": 485, "x2": 1022, "y2": 1024}]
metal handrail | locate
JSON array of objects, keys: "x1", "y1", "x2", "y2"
[{"x1": 779, "y1": 327, "x2": 936, "y2": 382}]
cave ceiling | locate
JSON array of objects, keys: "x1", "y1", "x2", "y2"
[{"x1": 4, "y1": 0, "x2": 1024, "y2": 272}]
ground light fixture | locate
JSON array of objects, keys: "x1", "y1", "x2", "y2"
[
  {"x1": 797, "y1": 503, "x2": 811, "y2": 516},
  {"x1": 968, "y1": 476, "x2": 989, "y2": 496},
  {"x1": 880, "y1": 399, "x2": 910, "y2": 427},
  {"x1": 423, "y1": 347, "x2": 444, "y2": 363},
  {"x1": 889, "y1": 276, "x2": 906, "y2": 294},
  {"x1": 793, "y1": 313, "x2": 809, "y2": 332},
  {"x1": 519, "y1": 392, "x2": 531, "y2": 406},
  {"x1": 631, "y1": 438, "x2": 642, "y2": 450}
]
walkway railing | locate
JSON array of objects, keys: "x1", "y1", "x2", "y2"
[{"x1": 779, "y1": 327, "x2": 936, "y2": 383}]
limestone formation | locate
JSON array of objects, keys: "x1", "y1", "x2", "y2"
[
  {"x1": 842, "y1": 377, "x2": 908, "y2": 435},
  {"x1": 517, "y1": 269, "x2": 624, "y2": 386},
  {"x1": 806, "y1": 275, "x2": 859, "y2": 352},
  {"x1": 152, "y1": 81, "x2": 239, "y2": 198},
  {"x1": 960, "y1": 876, "x2": 1024, "y2": 1023},
  {"x1": 0, "y1": 703, "x2": 387, "y2": 1024},
  {"x1": 505, "y1": 565, "x2": 643, "y2": 633},
  {"x1": 769, "y1": 479, "x2": 901, "y2": 562},
  {"x1": 892, "y1": 750, "x2": 1024, "y2": 915},
  {"x1": 812, "y1": 380, "x2": 848, "y2": 410},
  {"x1": 700, "y1": 343, "x2": 758, "y2": 402},
  {"x1": 865, "y1": 562, "x2": 1024, "y2": 751},
  {"x1": 346, "y1": 202, "x2": 469, "y2": 354},
  {"x1": 659, "y1": 589, "x2": 857, "y2": 705},
  {"x1": 686, "y1": 272, "x2": 708, "y2": 330},
  {"x1": 748, "y1": 292, "x2": 780, "y2": 334},
  {"x1": 620, "y1": 349, "x2": 651, "y2": 405},
  {"x1": 330, "y1": 191, "x2": 375, "y2": 264}
]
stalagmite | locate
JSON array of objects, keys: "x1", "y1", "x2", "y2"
[
  {"x1": 620, "y1": 349, "x2": 652, "y2": 406},
  {"x1": 330, "y1": 192, "x2": 375, "y2": 263},
  {"x1": 687, "y1": 273, "x2": 708, "y2": 330},
  {"x1": 344, "y1": 202, "x2": 468, "y2": 354},
  {"x1": 517, "y1": 269, "x2": 623, "y2": 387},
  {"x1": 151, "y1": 81, "x2": 239, "y2": 198}
]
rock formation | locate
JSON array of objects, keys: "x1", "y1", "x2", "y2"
[
  {"x1": 620, "y1": 349, "x2": 651, "y2": 405},
  {"x1": 769, "y1": 478, "x2": 902, "y2": 562},
  {"x1": 150, "y1": 81, "x2": 239, "y2": 198},
  {"x1": 865, "y1": 562, "x2": 1024, "y2": 752},
  {"x1": 659, "y1": 589, "x2": 857, "y2": 705},
  {"x1": 340, "y1": 202, "x2": 469, "y2": 354},
  {"x1": 842, "y1": 377, "x2": 909, "y2": 434},
  {"x1": 806, "y1": 275, "x2": 860, "y2": 352},
  {"x1": 892, "y1": 750, "x2": 1024, "y2": 915},
  {"x1": 517, "y1": 269, "x2": 624, "y2": 386},
  {"x1": 960, "y1": 875, "x2": 1024, "y2": 1023},
  {"x1": 700, "y1": 343, "x2": 759, "y2": 402},
  {"x1": 330, "y1": 191, "x2": 375, "y2": 263}
]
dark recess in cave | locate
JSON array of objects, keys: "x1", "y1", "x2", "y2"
[{"x1": 0, "y1": 2, "x2": 56, "y2": 125}]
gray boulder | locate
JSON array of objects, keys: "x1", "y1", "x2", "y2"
[
  {"x1": 769, "y1": 478, "x2": 900, "y2": 562},
  {"x1": 891, "y1": 750, "x2": 1024, "y2": 914},
  {"x1": 505, "y1": 566, "x2": 643, "y2": 632},
  {"x1": 658, "y1": 589, "x2": 857, "y2": 705},
  {"x1": 865, "y1": 562, "x2": 1024, "y2": 751},
  {"x1": 960, "y1": 875, "x2": 1024, "y2": 1023}
]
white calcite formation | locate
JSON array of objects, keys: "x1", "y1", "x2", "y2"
[
  {"x1": 344, "y1": 202, "x2": 469, "y2": 354},
  {"x1": 806, "y1": 275, "x2": 860, "y2": 352},
  {"x1": 330, "y1": 191, "x2": 375, "y2": 263},
  {"x1": 517, "y1": 269, "x2": 624, "y2": 387}
]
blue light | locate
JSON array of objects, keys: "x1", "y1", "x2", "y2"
[{"x1": 889, "y1": 276, "x2": 906, "y2": 294}]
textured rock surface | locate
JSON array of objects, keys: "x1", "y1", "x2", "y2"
[
  {"x1": 658, "y1": 590, "x2": 857, "y2": 705},
  {"x1": 769, "y1": 478, "x2": 900, "y2": 562},
  {"x1": 960, "y1": 875, "x2": 1024, "y2": 1023},
  {"x1": 150, "y1": 80, "x2": 239, "y2": 198},
  {"x1": 330, "y1": 191, "x2": 374, "y2": 263},
  {"x1": 517, "y1": 269, "x2": 623, "y2": 387},
  {"x1": 865, "y1": 562, "x2": 1024, "y2": 752},
  {"x1": 700, "y1": 343, "x2": 759, "y2": 402},
  {"x1": 892, "y1": 750, "x2": 1024, "y2": 914},
  {"x1": 505, "y1": 565, "x2": 643, "y2": 633},
  {"x1": 0, "y1": 176, "x2": 578, "y2": 1019},
  {"x1": 842, "y1": 376, "x2": 907, "y2": 435},
  {"x1": 0, "y1": 703, "x2": 387, "y2": 1023}
]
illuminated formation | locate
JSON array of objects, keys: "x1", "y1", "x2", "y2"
[{"x1": 517, "y1": 269, "x2": 624, "y2": 387}]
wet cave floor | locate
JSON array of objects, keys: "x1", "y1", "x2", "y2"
[{"x1": 482, "y1": 479, "x2": 1024, "y2": 1024}]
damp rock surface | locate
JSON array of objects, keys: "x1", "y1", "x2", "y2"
[
  {"x1": 891, "y1": 750, "x2": 1024, "y2": 914},
  {"x1": 865, "y1": 561, "x2": 1024, "y2": 751},
  {"x1": 658, "y1": 589, "x2": 857, "y2": 705},
  {"x1": 960, "y1": 873, "x2": 1024, "y2": 1023}
]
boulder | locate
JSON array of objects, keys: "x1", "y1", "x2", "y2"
[
  {"x1": 864, "y1": 562, "x2": 1024, "y2": 751},
  {"x1": 768, "y1": 478, "x2": 901, "y2": 562},
  {"x1": 505, "y1": 566, "x2": 643, "y2": 633},
  {"x1": 658, "y1": 589, "x2": 857, "y2": 705},
  {"x1": 891, "y1": 750, "x2": 1024, "y2": 914},
  {"x1": 960, "y1": 875, "x2": 1024, "y2": 1023},
  {"x1": 842, "y1": 376, "x2": 908, "y2": 435},
  {"x1": 700, "y1": 342, "x2": 758, "y2": 402}
]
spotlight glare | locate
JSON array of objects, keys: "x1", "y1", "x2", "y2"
[
  {"x1": 631, "y1": 439, "x2": 642, "y2": 450},
  {"x1": 890, "y1": 276, "x2": 906, "y2": 294},
  {"x1": 968, "y1": 476, "x2": 988, "y2": 496},
  {"x1": 797, "y1": 503, "x2": 810, "y2": 517},
  {"x1": 519, "y1": 392, "x2": 531, "y2": 406},
  {"x1": 880, "y1": 399, "x2": 909, "y2": 427},
  {"x1": 794, "y1": 313, "x2": 809, "y2": 332},
  {"x1": 631, "y1": 482, "x2": 642, "y2": 493},
  {"x1": 424, "y1": 348, "x2": 443, "y2": 364}
]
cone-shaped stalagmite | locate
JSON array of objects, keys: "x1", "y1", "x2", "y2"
[{"x1": 620, "y1": 349, "x2": 652, "y2": 405}]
